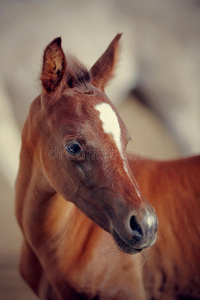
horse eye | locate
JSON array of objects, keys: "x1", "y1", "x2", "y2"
[{"x1": 65, "y1": 142, "x2": 84, "y2": 156}]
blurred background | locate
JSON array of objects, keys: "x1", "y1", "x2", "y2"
[{"x1": 0, "y1": 0, "x2": 199, "y2": 299}]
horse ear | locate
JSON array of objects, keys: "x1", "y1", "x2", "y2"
[
  {"x1": 90, "y1": 33, "x2": 122, "y2": 91},
  {"x1": 41, "y1": 37, "x2": 66, "y2": 92}
]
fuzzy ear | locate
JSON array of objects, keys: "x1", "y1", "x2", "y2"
[
  {"x1": 41, "y1": 37, "x2": 66, "y2": 92},
  {"x1": 90, "y1": 33, "x2": 122, "y2": 91}
]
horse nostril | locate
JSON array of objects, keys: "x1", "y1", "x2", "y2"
[{"x1": 129, "y1": 215, "x2": 143, "y2": 236}]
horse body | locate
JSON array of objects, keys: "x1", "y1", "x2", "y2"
[
  {"x1": 131, "y1": 156, "x2": 200, "y2": 299},
  {"x1": 15, "y1": 35, "x2": 199, "y2": 300}
]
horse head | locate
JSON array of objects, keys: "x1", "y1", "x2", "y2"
[{"x1": 36, "y1": 34, "x2": 158, "y2": 254}]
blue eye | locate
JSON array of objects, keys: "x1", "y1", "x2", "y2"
[{"x1": 65, "y1": 142, "x2": 84, "y2": 156}]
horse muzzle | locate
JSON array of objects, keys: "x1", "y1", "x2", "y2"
[{"x1": 111, "y1": 204, "x2": 158, "y2": 254}]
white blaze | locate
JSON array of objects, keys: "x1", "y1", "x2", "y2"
[
  {"x1": 95, "y1": 103, "x2": 122, "y2": 155},
  {"x1": 95, "y1": 102, "x2": 142, "y2": 199}
]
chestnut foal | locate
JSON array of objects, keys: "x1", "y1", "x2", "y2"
[{"x1": 15, "y1": 35, "x2": 158, "y2": 300}]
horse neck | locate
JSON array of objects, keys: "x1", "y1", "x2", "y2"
[
  {"x1": 15, "y1": 97, "x2": 53, "y2": 228},
  {"x1": 131, "y1": 156, "x2": 200, "y2": 284},
  {"x1": 15, "y1": 118, "x2": 53, "y2": 236},
  {"x1": 129, "y1": 156, "x2": 200, "y2": 256},
  {"x1": 130, "y1": 156, "x2": 200, "y2": 214}
]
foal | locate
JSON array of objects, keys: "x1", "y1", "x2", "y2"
[{"x1": 15, "y1": 35, "x2": 158, "y2": 300}]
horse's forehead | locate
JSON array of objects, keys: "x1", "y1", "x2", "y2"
[{"x1": 56, "y1": 91, "x2": 125, "y2": 144}]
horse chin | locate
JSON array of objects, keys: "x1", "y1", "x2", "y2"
[{"x1": 112, "y1": 229, "x2": 143, "y2": 255}]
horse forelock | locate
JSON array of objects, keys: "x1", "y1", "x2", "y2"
[{"x1": 65, "y1": 55, "x2": 91, "y2": 88}]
